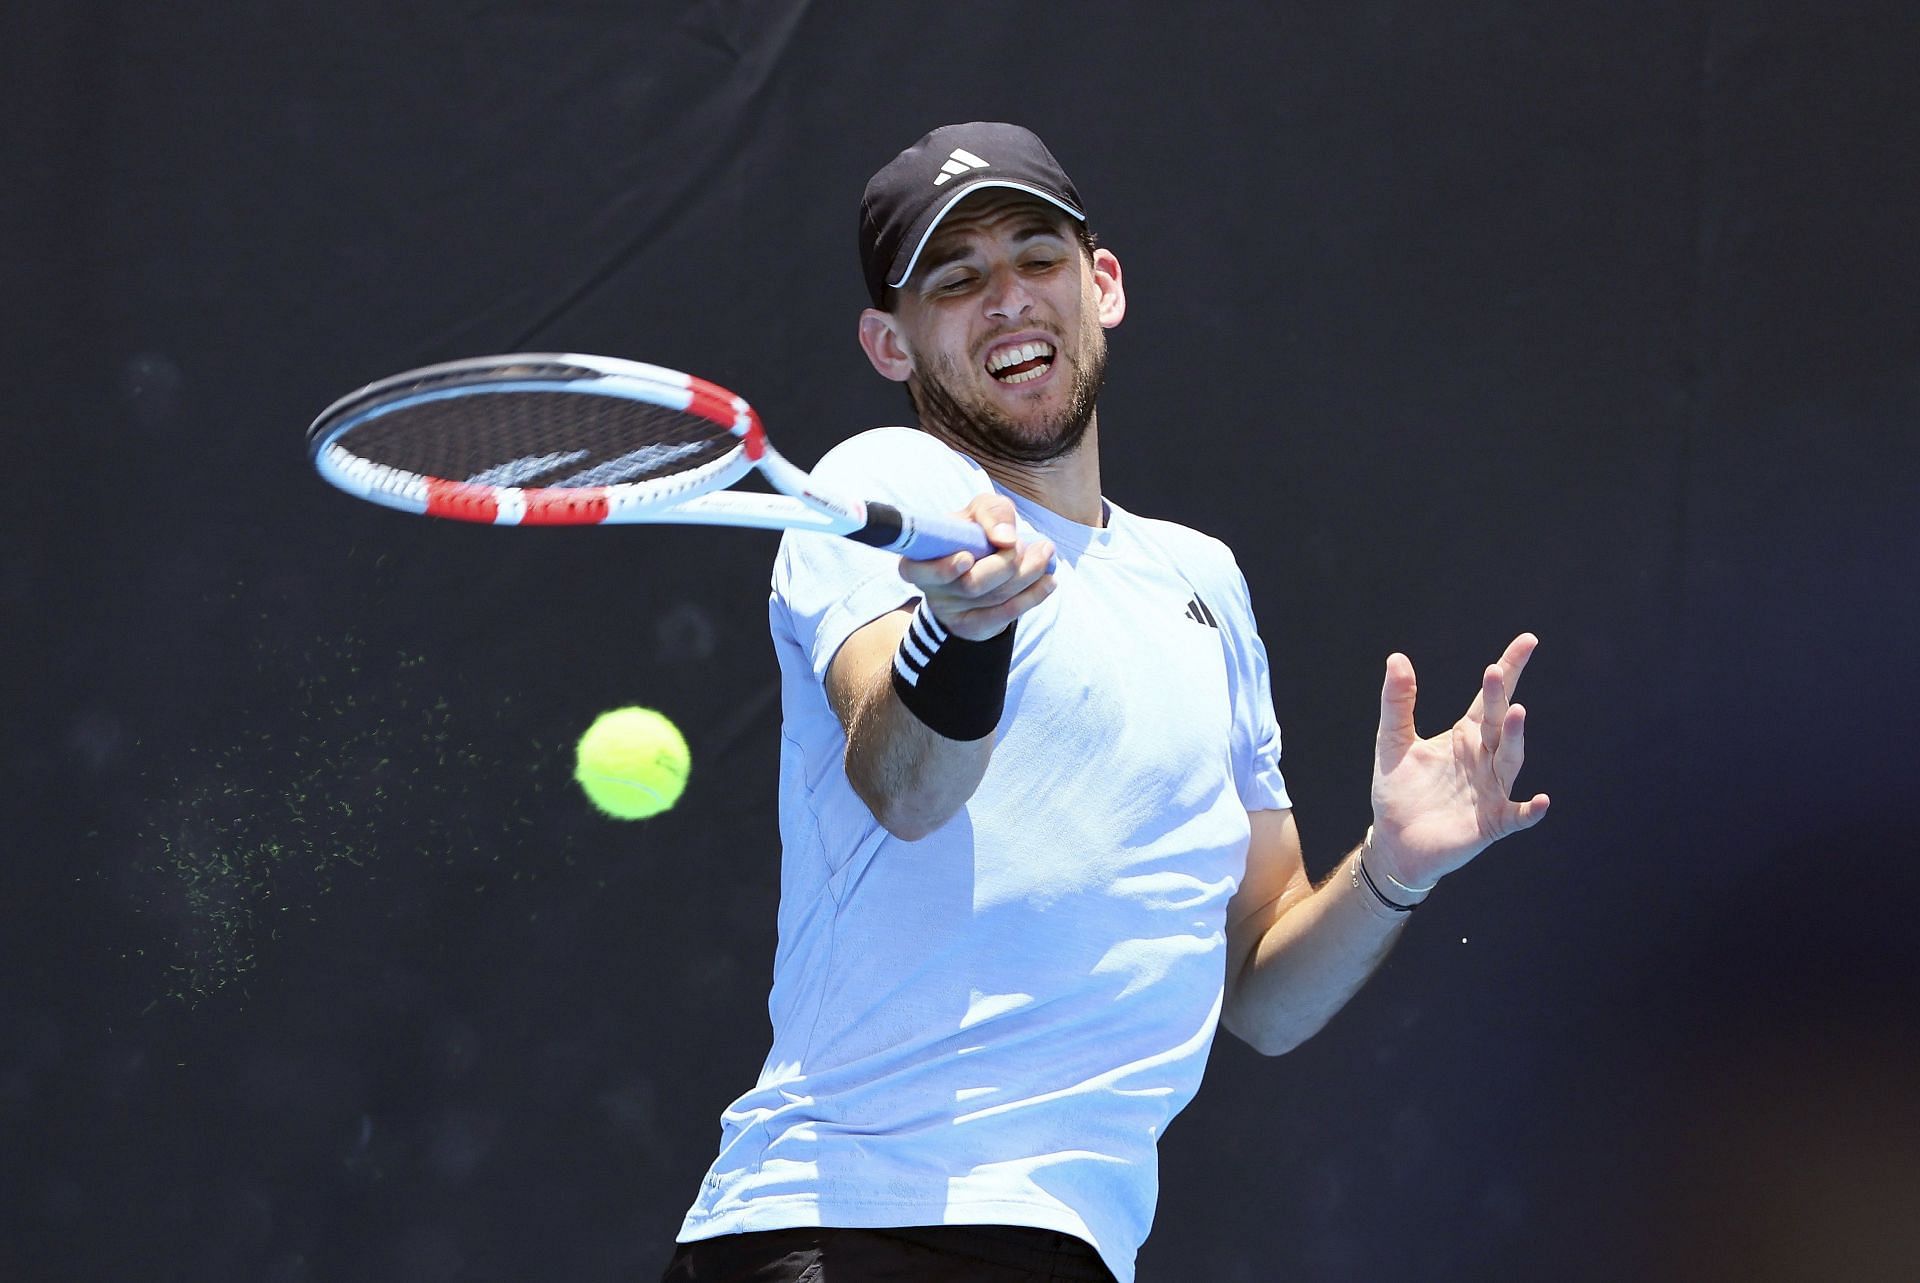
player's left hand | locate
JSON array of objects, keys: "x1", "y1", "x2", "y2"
[{"x1": 1366, "y1": 633, "x2": 1551, "y2": 891}]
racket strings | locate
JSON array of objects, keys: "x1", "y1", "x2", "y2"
[{"x1": 338, "y1": 390, "x2": 738, "y2": 490}]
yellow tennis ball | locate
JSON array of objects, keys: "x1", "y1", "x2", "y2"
[{"x1": 573, "y1": 707, "x2": 690, "y2": 820}]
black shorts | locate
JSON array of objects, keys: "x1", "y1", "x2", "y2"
[{"x1": 660, "y1": 1224, "x2": 1118, "y2": 1282}]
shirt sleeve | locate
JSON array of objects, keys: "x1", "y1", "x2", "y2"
[
  {"x1": 1216, "y1": 562, "x2": 1292, "y2": 813},
  {"x1": 772, "y1": 428, "x2": 995, "y2": 684}
]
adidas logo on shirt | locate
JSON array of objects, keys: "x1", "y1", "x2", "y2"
[
  {"x1": 933, "y1": 148, "x2": 990, "y2": 186},
  {"x1": 1184, "y1": 596, "x2": 1218, "y2": 628}
]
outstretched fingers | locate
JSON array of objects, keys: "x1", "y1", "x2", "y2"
[
  {"x1": 1476, "y1": 664, "x2": 1509, "y2": 753},
  {"x1": 1492, "y1": 702, "x2": 1527, "y2": 787},
  {"x1": 1490, "y1": 703, "x2": 1549, "y2": 835},
  {"x1": 1376, "y1": 652, "x2": 1419, "y2": 763},
  {"x1": 1501, "y1": 790, "x2": 1552, "y2": 836},
  {"x1": 1495, "y1": 633, "x2": 1538, "y2": 704},
  {"x1": 1467, "y1": 633, "x2": 1538, "y2": 711},
  {"x1": 1467, "y1": 632, "x2": 1540, "y2": 742},
  {"x1": 1499, "y1": 632, "x2": 1539, "y2": 675}
]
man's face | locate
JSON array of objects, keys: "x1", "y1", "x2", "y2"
[{"x1": 881, "y1": 190, "x2": 1122, "y2": 466}]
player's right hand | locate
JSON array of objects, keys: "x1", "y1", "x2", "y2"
[{"x1": 898, "y1": 493, "x2": 1056, "y2": 641}]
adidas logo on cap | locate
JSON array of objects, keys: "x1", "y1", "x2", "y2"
[{"x1": 933, "y1": 148, "x2": 989, "y2": 185}]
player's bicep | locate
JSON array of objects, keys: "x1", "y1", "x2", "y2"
[
  {"x1": 824, "y1": 606, "x2": 915, "y2": 734},
  {"x1": 1223, "y1": 808, "x2": 1310, "y2": 1005}
]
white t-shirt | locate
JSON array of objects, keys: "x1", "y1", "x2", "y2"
[{"x1": 678, "y1": 427, "x2": 1291, "y2": 1283}]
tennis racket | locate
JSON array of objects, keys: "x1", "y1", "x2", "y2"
[{"x1": 306, "y1": 352, "x2": 993, "y2": 558}]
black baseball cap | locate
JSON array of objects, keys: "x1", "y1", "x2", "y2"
[{"x1": 859, "y1": 122, "x2": 1088, "y2": 308}]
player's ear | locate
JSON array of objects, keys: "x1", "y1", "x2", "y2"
[
  {"x1": 858, "y1": 308, "x2": 914, "y2": 382},
  {"x1": 1092, "y1": 248, "x2": 1126, "y2": 330}
]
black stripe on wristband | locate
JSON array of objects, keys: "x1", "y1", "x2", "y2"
[
  {"x1": 889, "y1": 600, "x2": 1015, "y2": 741},
  {"x1": 1355, "y1": 854, "x2": 1420, "y2": 912}
]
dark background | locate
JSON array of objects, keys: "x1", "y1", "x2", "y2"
[{"x1": 7, "y1": 2, "x2": 1917, "y2": 1280}]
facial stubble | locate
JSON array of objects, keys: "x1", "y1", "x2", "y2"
[{"x1": 907, "y1": 323, "x2": 1109, "y2": 468}]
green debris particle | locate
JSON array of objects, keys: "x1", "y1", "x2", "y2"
[{"x1": 130, "y1": 631, "x2": 553, "y2": 1008}]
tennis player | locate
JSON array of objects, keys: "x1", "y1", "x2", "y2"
[{"x1": 663, "y1": 122, "x2": 1550, "y2": 1283}]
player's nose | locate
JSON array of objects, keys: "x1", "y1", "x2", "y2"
[{"x1": 981, "y1": 266, "x2": 1035, "y2": 320}]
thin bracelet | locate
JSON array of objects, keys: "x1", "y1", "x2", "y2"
[
  {"x1": 1353, "y1": 854, "x2": 1418, "y2": 912},
  {"x1": 1351, "y1": 828, "x2": 1432, "y2": 912},
  {"x1": 1365, "y1": 828, "x2": 1436, "y2": 895}
]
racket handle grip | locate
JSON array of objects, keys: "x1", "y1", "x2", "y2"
[
  {"x1": 868, "y1": 505, "x2": 994, "y2": 559},
  {"x1": 860, "y1": 504, "x2": 1059, "y2": 574}
]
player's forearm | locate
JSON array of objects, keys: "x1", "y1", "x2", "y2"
[
  {"x1": 828, "y1": 510, "x2": 1045, "y2": 839},
  {"x1": 844, "y1": 672, "x2": 995, "y2": 840},
  {"x1": 1224, "y1": 842, "x2": 1422, "y2": 1056}
]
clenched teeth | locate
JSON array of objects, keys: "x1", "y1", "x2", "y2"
[{"x1": 986, "y1": 341, "x2": 1055, "y2": 373}]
